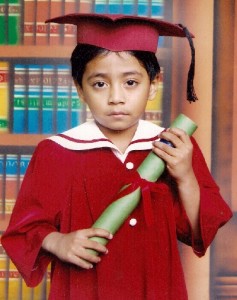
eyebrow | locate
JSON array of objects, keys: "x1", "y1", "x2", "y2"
[{"x1": 87, "y1": 71, "x2": 144, "y2": 81}]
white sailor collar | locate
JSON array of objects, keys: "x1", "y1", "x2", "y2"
[{"x1": 48, "y1": 120, "x2": 164, "y2": 155}]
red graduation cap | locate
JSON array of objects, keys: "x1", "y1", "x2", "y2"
[{"x1": 46, "y1": 13, "x2": 198, "y2": 102}]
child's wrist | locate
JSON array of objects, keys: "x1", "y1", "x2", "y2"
[{"x1": 42, "y1": 231, "x2": 62, "y2": 254}]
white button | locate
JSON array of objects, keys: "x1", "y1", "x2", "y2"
[
  {"x1": 129, "y1": 218, "x2": 137, "y2": 226},
  {"x1": 126, "y1": 162, "x2": 134, "y2": 170}
]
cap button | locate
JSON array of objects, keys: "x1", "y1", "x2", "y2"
[{"x1": 126, "y1": 162, "x2": 134, "y2": 170}]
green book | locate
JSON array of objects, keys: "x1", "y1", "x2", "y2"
[
  {"x1": 0, "y1": 0, "x2": 7, "y2": 44},
  {"x1": 8, "y1": 0, "x2": 21, "y2": 44}
]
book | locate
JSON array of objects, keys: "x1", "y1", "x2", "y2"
[
  {"x1": 23, "y1": 0, "x2": 37, "y2": 45},
  {"x1": 49, "y1": 0, "x2": 63, "y2": 45},
  {"x1": 0, "y1": 0, "x2": 7, "y2": 44},
  {"x1": 79, "y1": 0, "x2": 93, "y2": 13},
  {"x1": 0, "y1": 233, "x2": 9, "y2": 300},
  {"x1": 13, "y1": 64, "x2": 27, "y2": 133},
  {"x1": 27, "y1": 64, "x2": 41, "y2": 133},
  {"x1": 0, "y1": 61, "x2": 9, "y2": 132},
  {"x1": 0, "y1": 154, "x2": 6, "y2": 215},
  {"x1": 151, "y1": 0, "x2": 164, "y2": 18},
  {"x1": 0, "y1": 154, "x2": 31, "y2": 216},
  {"x1": 42, "y1": 64, "x2": 55, "y2": 134},
  {"x1": 35, "y1": 0, "x2": 50, "y2": 45},
  {"x1": 8, "y1": 0, "x2": 21, "y2": 45}
]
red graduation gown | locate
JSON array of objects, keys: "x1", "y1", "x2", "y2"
[{"x1": 2, "y1": 121, "x2": 232, "y2": 300}]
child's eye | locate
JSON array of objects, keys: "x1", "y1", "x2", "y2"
[
  {"x1": 126, "y1": 80, "x2": 138, "y2": 86},
  {"x1": 93, "y1": 81, "x2": 106, "y2": 88}
]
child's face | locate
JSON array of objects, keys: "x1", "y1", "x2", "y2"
[{"x1": 76, "y1": 51, "x2": 159, "y2": 137}]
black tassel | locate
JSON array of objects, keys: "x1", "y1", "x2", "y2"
[{"x1": 178, "y1": 24, "x2": 198, "y2": 103}]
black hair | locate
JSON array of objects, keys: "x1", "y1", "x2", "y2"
[{"x1": 71, "y1": 44, "x2": 160, "y2": 87}]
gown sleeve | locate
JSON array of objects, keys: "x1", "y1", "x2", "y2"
[
  {"x1": 174, "y1": 137, "x2": 233, "y2": 257},
  {"x1": 1, "y1": 140, "x2": 73, "y2": 287}
]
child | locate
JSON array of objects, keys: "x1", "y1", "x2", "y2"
[{"x1": 2, "y1": 13, "x2": 232, "y2": 300}]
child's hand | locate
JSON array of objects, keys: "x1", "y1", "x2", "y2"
[
  {"x1": 42, "y1": 228, "x2": 113, "y2": 269},
  {"x1": 152, "y1": 128, "x2": 194, "y2": 184}
]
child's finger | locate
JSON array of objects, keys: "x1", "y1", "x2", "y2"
[{"x1": 81, "y1": 228, "x2": 113, "y2": 240}]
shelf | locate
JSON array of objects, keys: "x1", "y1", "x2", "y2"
[
  {"x1": 0, "y1": 45, "x2": 75, "y2": 58},
  {"x1": 0, "y1": 134, "x2": 50, "y2": 146},
  {"x1": 0, "y1": 45, "x2": 171, "y2": 59}
]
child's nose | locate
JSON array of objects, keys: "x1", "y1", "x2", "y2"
[{"x1": 108, "y1": 85, "x2": 125, "y2": 104}]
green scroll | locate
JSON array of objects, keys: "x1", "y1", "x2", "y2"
[{"x1": 88, "y1": 114, "x2": 197, "y2": 255}]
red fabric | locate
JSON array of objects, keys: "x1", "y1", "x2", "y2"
[
  {"x1": 45, "y1": 13, "x2": 190, "y2": 53},
  {"x1": 2, "y1": 138, "x2": 232, "y2": 300}
]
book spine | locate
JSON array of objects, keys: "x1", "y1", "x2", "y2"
[
  {"x1": 42, "y1": 64, "x2": 55, "y2": 134},
  {"x1": 0, "y1": 62, "x2": 9, "y2": 132},
  {"x1": 0, "y1": 154, "x2": 6, "y2": 215},
  {"x1": 35, "y1": 0, "x2": 50, "y2": 45},
  {"x1": 49, "y1": 0, "x2": 63, "y2": 45},
  {"x1": 13, "y1": 64, "x2": 27, "y2": 133},
  {"x1": 4, "y1": 154, "x2": 19, "y2": 216},
  {"x1": 80, "y1": 0, "x2": 93, "y2": 13},
  {"x1": 0, "y1": 1, "x2": 7, "y2": 45},
  {"x1": 0, "y1": 233, "x2": 8, "y2": 300},
  {"x1": 27, "y1": 64, "x2": 41, "y2": 133},
  {"x1": 56, "y1": 65, "x2": 69, "y2": 133},
  {"x1": 121, "y1": 0, "x2": 134, "y2": 15},
  {"x1": 8, "y1": 0, "x2": 21, "y2": 45},
  {"x1": 63, "y1": 0, "x2": 78, "y2": 45},
  {"x1": 151, "y1": 0, "x2": 164, "y2": 18},
  {"x1": 94, "y1": 0, "x2": 109, "y2": 14},
  {"x1": 23, "y1": 0, "x2": 36, "y2": 45}
]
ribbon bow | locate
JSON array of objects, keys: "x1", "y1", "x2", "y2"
[{"x1": 116, "y1": 171, "x2": 161, "y2": 227}]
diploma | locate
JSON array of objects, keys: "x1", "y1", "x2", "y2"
[{"x1": 88, "y1": 114, "x2": 197, "y2": 255}]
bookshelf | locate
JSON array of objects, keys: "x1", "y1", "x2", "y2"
[
  {"x1": 0, "y1": 1, "x2": 170, "y2": 299},
  {"x1": 0, "y1": 0, "x2": 170, "y2": 139}
]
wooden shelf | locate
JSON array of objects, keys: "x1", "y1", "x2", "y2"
[
  {"x1": 0, "y1": 134, "x2": 50, "y2": 146},
  {"x1": 0, "y1": 45, "x2": 171, "y2": 59},
  {"x1": 0, "y1": 45, "x2": 75, "y2": 58}
]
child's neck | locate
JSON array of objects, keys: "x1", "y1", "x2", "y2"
[
  {"x1": 109, "y1": 133, "x2": 132, "y2": 154},
  {"x1": 96, "y1": 122, "x2": 138, "y2": 154}
]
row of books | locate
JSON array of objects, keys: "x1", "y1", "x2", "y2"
[
  {"x1": 0, "y1": 153, "x2": 31, "y2": 215},
  {"x1": 0, "y1": 0, "x2": 164, "y2": 45},
  {"x1": 1, "y1": 60, "x2": 163, "y2": 134},
  {"x1": 1, "y1": 60, "x2": 83, "y2": 134}
]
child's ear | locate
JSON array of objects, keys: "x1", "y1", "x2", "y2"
[
  {"x1": 148, "y1": 74, "x2": 160, "y2": 101},
  {"x1": 73, "y1": 79, "x2": 86, "y2": 103}
]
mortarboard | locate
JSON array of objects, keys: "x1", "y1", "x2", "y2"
[{"x1": 46, "y1": 13, "x2": 197, "y2": 102}]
